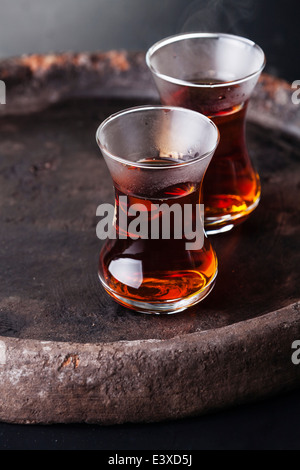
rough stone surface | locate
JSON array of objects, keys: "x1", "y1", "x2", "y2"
[{"x1": 0, "y1": 51, "x2": 299, "y2": 424}]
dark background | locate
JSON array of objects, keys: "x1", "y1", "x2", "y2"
[
  {"x1": 0, "y1": 0, "x2": 299, "y2": 450},
  {"x1": 0, "y1": 0, "x2": 298, "y2": 83}
]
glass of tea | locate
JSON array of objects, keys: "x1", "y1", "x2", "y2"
[
  {"x1": 96, "y1": 105, "x2": 219, "y2": 314},
  {"x1": 146, "y1": 33, "x2": 266, "y2": 234}
]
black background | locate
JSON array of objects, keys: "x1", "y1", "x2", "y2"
[
  {"x1": 0, "y1": 0, "x2": 299, "y2": 451},
  {"x1": 0, "y1": 389, "x2": 300, "y2": 450}
]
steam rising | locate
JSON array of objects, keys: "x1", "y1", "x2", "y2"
[{"x1": 180, "y1": 0, "x2": 255, "y2": 34}]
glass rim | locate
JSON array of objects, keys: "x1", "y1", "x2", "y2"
[
  {"x1": 146, "y1": 32, "x2": 266, "y2": 89},
  {"x1": 96, "y1": 105, "x2": 220, "y2": 170}
]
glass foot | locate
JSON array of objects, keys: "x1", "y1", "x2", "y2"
[{"x1": 99, "y1": 271, "x2": 217, "y2": 315}]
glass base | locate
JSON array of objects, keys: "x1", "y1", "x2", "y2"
[
  {"x1": 204, "y1": 197, "x2": 260, "y2": 235},
  {"x1": 99, "y1": 271, "x2": 217, "y2": 315}
]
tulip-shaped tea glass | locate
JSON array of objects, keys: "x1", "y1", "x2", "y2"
[
  {"x1": 146, "y1": 33, "x2": 266, "y2": 234},
  {"x1": 96, "y1": 105, "x2": 219, "y2": 314}
]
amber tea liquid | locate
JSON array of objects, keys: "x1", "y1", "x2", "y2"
[
  {"x1": 162, "y1": 78, "x2": 261, "y2": 232},
  {"x1": 99, "y1": 158, "x2": 217, "y2": 311}
]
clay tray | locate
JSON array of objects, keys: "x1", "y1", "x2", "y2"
[{"x1": 0, "y1": 51, "x2": 299, "y2": 425}]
